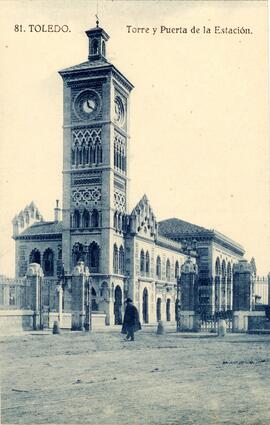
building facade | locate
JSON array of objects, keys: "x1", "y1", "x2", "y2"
[{"x1": 13, "y1": 23, "x2": 245, "y2": 325}]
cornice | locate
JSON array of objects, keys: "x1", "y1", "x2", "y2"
[{"x1": 14, "y1": 234, "x2": 62, "y2": 241}]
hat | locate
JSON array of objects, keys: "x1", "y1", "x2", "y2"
[{"x1": 126, "y1": 298, "x2": 132, "y2": 303}]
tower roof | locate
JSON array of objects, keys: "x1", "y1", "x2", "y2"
[{"x1": 59, "y1": 22, "x2": 134, "y2": 91}]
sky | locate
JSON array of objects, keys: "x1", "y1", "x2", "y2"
[{"x1": 0, "y1": 0, "x2": 269, "y2": 277}]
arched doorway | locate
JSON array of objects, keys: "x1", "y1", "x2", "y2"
[
  {"x1": 156, "y1": 298, "x2": 162, "y2": 322},
  {"x1": 143, "y1": 288, "x2": 148, "y2": 323},
  {"x1": 114, "y1": 286, "x2": 122, "y2": 325},
  {"x1": 166, "y1": 299, "x2": 171, "y2": 321}
]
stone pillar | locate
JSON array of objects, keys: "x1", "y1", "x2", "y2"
[
  {"x1": 224, "y1": 276, "x2": 228, "y2": 310},
  {"x1": 71, "y1": 261, "x2": 90, "y2": 331},
  {"x1": 233, "y1": 260, "x2": 254, "y2": 311},
  {"x1": 217, "y1": 277, "x2": 222, "y2": 311},
  {"x1": 176, "y1": 276, "x2": 181, "y2": 332},
  {"x1": 26, "y1": 263, "x2": 44, "y2": 330},
  {"x1": 107, "y1": 283, "x2": 115, "y2": 325},
  {"x1": 179, "y1": 258, "x2": 199, "y2": 331},
  {"x1": 210, "y1": 277, "x2": 215, "y2": 316}
]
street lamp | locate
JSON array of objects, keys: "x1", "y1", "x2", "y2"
[
  {"x1": 56, "y1": 281, "x2": 63, "y2": 327},
  {"x1": 56, "y1": 263, "x2": 66, "y2": 328}
]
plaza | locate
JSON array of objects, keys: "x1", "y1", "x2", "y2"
[{"x1": 1, "y1": 327, "x2": 270, "y2": 425}]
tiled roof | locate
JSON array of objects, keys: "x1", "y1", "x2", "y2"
[
  {"x1": 158, "y1": 218, "x2": 245, "y2": 254},
  {"x1": 19, "y1": 221, "x2": 63, "y2": 236},
  {"x1": 59, "y1": 60, "x2": 112, "y2": 73},
  {"x1": 158, "y1": 218, "x2": 210, "y2": 238},
  {"x1": 59, "y1": 60, "x2": 134, "y2": 90}
]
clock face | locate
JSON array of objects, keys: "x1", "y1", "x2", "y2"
[
  {"x1": 114, "y1": 96, "x2": 125, "y2": 126},
  {"x1": 83, "y1": 99, "x2": 96, "y2": 114},
  {"x1": 74, "y1": 90, "x2": 101, "y2": 120}
]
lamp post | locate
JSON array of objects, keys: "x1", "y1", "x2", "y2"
[
  {"x1": 56, "y1": 263, "x2": 66, "y2": 328},
  {"x1": 56, "y1": 281, "x2": 63, "y2": 327}
]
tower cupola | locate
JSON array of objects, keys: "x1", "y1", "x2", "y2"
[{"x1": 85, "y1": 19, "x2": 109, "y2": 62}]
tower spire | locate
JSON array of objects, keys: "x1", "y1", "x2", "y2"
[{"x1": 85, "y1": 20, "x2": 109, "y2": 62}]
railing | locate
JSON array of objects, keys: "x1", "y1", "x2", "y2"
[{"x1": 0, "y1": 277, "x2": 29, "y2": 309}]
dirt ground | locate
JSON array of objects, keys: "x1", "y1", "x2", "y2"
[{"x1": 1, "y1": 326, "x2": 270, "y2": 425}]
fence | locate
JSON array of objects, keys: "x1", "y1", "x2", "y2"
[{"x1": 0, "y1": 276, "x2": 29, "y2": 309}]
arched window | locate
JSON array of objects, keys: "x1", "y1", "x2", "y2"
[
  {"x1": 166, "y1": 299, "x2": 171, "y2": 321},
  {"x1": 102, "y1": 40, "x2": 106, "y2": 56},
  {"x1": 156, "y1": 298, "x2": 162, "y2": 321},
  {"x1": 119, "y1": 246, "x2": 125, "y2": 275},
  {"x1": 29, "y1": 248, "x2": 41, "y2": 265},
  {"x1": 91, "y1": 209, "x2": 99, "y2": 228},
  {"x1": 145, "y1": 251, "x2": 150, "y2": 276},
  {"x1": 140, "y1": 250, "x2": 145, "y2": 275},
  {"x1": 227, "y1": 263, "x2": 232, "y2": 280},
  {"x1": 113, "y1": 244, "x2": 118, "y2": 274},
  {"x1": 114, "y1": 286, "x2": 123, "y2": 325},
  {"x1": 156, "y1": 256, "x2": 161, "y2": 279},
  {"x1": 118, "y1": 214, "x2": 123, "y2": 232},
  {"x1": 74, "y1": 210, "x2": 81, "y2": 228},
  {"x1": 88, "y1": 242, "x2": 100, "y2": 273},
  {"x1": 175, "y1": 261, "x2": 180, "y2": 278},
  {"x1": 25, "y1": 212, "x2": 30, "y2": 224},
  {"x1": 43, "y1": 248, "x2": 54, "y2": 276},
  {"x1": 82, "y1": 145, "x2": 87, "y2": 165},
  {"x1": 82, "y1": 210, "x2": 90, "y2": 228},
  {"x1": 114, "y1": 211, "x2": 118, "y2": 229},
  {"x1": 142, "y1": 288, "x2": 148, "y2": 323},
  {"x1": 96, "y1": 144, "x2": 102, "y2": 164},
  {"x1": 222, "y1": 260, "x2": 226, "y2": 278},
  {"x1": 166, "y1": 259, "x2": 171, "y2": 281},
  {"x1": 72, "y1": 243, "x2": 84, "y2": 266},
  {"x1": 215, "y1": 258, "x2": 221, "y2": 276},
  {"x1": 91, "y1": 39, "x2": 99, "y2": 55}
]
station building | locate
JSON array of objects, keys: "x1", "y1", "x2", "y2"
[{"x1": 12, "y1": 23, "x2": 245, "y2": 325}]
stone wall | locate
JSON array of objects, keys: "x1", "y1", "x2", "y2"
[{"x1": 0, "y1": 310, "x2": 34, "y2": 335}]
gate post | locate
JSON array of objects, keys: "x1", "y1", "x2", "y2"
[
  {"x1": 233, "y1": 260, "x2": 254, "y2": 311},
  {"x1": 232, "y1": 260, "x2": 254, "y2": 332},
  {"x1": 179, "y1": 258, "x2": 199, "y2": 331},
  {"x1": 71, "y1": 261, "x2": 90, "y2": 331},
  {"x1": 26, "y1": 263, "x2": 44, "y2": 330}
]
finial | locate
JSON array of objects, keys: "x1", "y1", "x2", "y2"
[
  {"x1": 95, "y1": 14, "x2": 99, "y2": 28},
  {"x1": 56, "y1": 199, "x2": 59, "y2": 208}
]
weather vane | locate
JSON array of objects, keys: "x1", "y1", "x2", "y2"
[{"x1": 95, "y1": 0, "x2": 99, "y2": 27}]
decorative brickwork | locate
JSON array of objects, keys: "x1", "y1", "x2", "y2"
[
  {"x1": 114, "y1": 130, "x2": 126, "y2": 173},
  {"x1": 71, "y1": 128, "x2": 102, "y2": 168},
  {"x1": 113, "y1": 189, "x2": 126, "y2": 212},
  {"x1": 72, "y1": 187, "x2": 101, "y2": 207}
]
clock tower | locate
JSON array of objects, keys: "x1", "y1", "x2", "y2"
[{"x1": 59, "y1": 21, "x2": 133, "y2": 297}]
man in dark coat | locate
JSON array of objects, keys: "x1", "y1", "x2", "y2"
[{"x1": 121, "y1": 298, "x2": 141, "y2": 341}]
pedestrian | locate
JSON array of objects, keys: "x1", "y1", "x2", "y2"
[{"x1": 121, "y1": 298, "x2": 141, "y2": 341}]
